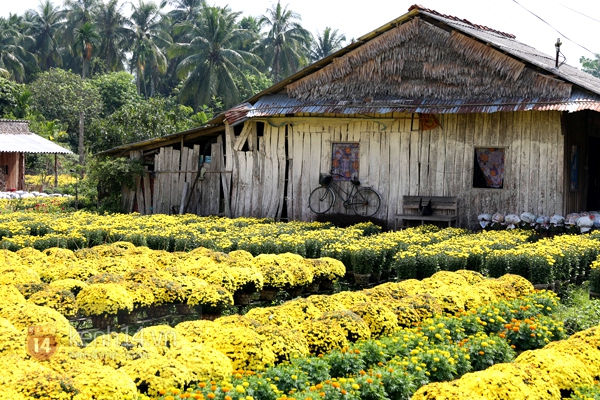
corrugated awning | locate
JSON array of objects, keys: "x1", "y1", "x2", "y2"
[
  {"x1": 0, "y1": 133, "x2": 72, "y2": 154},
  {"x1": 232, "y1": 89, "x2": 600, "y2": 122}
]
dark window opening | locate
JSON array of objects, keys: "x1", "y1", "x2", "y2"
[{"x1": 256, "y1": 122, "x2": 265, "y2": 137}]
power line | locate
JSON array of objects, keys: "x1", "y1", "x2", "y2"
[
  {"x1": 556, "y1": 2, "x2": 600, "y2": 24},
  {"x1": 512, "y1": 0, "x2": 597, "y2": 56}
]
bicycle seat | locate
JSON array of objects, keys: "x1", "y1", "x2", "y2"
[{"x1": 351, "y1": 177, "x2": 360, "y2": 186}]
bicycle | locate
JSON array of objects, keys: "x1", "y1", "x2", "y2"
[{"x1": 308, "y1": 172, "x2": 381, "y2": 216}]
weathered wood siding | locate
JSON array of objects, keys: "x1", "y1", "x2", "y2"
[
  {"x1": 229, "y1": 122, "x2": 287, "y2": 218},
  {"x1": 229, "y1": 110, "x2": 564, "y2": 228},
  {"x1": 0, "y1": 152, "x2": 21, "y2": 190},
  {"x1": 123, "y1": 144, "x2": 223, "y2": 215}
]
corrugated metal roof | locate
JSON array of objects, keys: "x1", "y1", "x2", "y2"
[
  {"x1": 0, "y1": 119, "x2": 72, "y2": 154},
  {"x1": 0, "y1": 134, "x2": 73, "y2": 154},
  {"x1": 245, "y1": 89, "x2": 600, "y2": 117}
]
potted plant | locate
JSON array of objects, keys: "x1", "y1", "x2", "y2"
[
  {"x1": 76, "y1": 283, "x2": 134, "y2": 329},
  {"x1": 187, "y1": 284, "x2": 233, "y2": 320}
]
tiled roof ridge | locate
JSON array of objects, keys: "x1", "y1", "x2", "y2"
[{"x1": 408, "y1": 4, "x2": 517, "y2": 39}]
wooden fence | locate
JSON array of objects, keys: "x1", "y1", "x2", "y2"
[{"x1": 122, "y1": 138, "x2": 229, "y2": 216}]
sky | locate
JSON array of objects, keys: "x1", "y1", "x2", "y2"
[{"x1": 2, "y1": 0, "x2": 600, "y2": 69}]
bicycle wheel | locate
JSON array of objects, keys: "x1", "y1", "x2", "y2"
[
  {"x1": 309, "y1": 186, "x2": 335, "y2": 214},
  {"x1": 351, "y1": 188, "x2": 381, "y2": 216}
]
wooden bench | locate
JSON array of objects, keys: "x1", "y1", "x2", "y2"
[{"x1": 395, "y1": 195, "x2": 458, "y2": 230}]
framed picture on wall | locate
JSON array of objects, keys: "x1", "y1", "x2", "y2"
[{"x1": 570, "y1": 145, "x2": 578, "y2": 191}]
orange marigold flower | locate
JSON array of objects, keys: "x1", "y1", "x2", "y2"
[
  {"x1": 366, "y1": 378, "x2": 374, "y2": 384},
  {"x1": 199, "y1": 382, "x2": 206, "y2": 388},
  {"x1": 479, "y1": 351, "x2": 485, "y2": 355},
  {"x1": 207, "y1": 393, "x2": 216, "y2": 399}
]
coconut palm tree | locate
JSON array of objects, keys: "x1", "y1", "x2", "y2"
[
  {"x1": 257, "y1": 1, "x2": 311, "y2": 82},
  {"x1": 169, "y1": 5, "x2": 262, "y2": 109},
  {"x1": 74, "y1": 21, "x2": 100, "y2": 78},
  {"x1": 130, "y1": 0, "x2": 171, "y2": 98},
  {"x1": 63, "y1": 0, "x2": 99, "y2": 43},
  {"x1": 25, "y1": 0, "x2": 66, "y2": 71},
  {"x1": 310, "y1": 27, "x2": 346, "y2": 62},
  {"x1": 96, "y1": 0, "x2": 133, "y2": 72},
  {"x1": 168, "y1": 0, "x2": 206, "y2": 24},
  {"x1": 0, "y1": 15, "x2": 35, "y2": 82}
]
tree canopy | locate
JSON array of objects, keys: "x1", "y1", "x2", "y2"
[{"x1": 0, "y1": 0, "x2": 350, "y2": 157}]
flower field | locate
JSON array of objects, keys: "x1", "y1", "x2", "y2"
[
  {"x1": 0, "y1": 263, "x2": 565, "y2": 399},
  {"x1": 1, "y1": 211, "x2": 600, "y2": 285},
  {"x1": 2, "y1": 209, "x2": 600, "y2": 398}
]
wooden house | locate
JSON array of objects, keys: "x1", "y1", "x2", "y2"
[
  {"x1": 100, "y1": 5, "x2": 600, "y2": 229},
  {"x1": 0, "y1": 120, "x2": 72, "y2": 191}
]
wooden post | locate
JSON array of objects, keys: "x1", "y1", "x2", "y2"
[
  {"x1": 143, "y1": 169, "x2": 152, "y2": 215},
  {"x1": 78, "y1": 111, "x2": 85, "y2": 168},
  {"x1": 54, "y1": 154, "x2": 58, "y2": 189},
  {"x1": 179, "y1": 182, "x2": 189, "y2": 214},
  {"x1": 218, "y1": 136, "x2": 231, "y2": 217}
]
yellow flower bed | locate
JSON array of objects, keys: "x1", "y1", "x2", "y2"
[
  {"x1": 0, "y1": 265, "x2": 540, "y2": 398},
  {"x1": 413, "y1": 322, "x2": 600, "y2": 399}
]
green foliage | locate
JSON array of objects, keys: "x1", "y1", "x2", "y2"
[
  {"x1": 91, "y1": 71, "x2": 140, "y2": 115},
  {"x1": 556, "y1": 283, "x2": 600, "y2": 336},
  {"x1": 28, "y1": 68, "x2": 103, "y2": 149},
  {"x1": 81, "y1": 155, "x2": 144, "y2": 213},
  {"x1": 233, "y1": 71, "x2": 274, "y2": 101},
  {"x1": 324, "y1": 349, "x2": 366, "y2": 378},
  {"x1": 570, "y1": 383, "x2": 600, "y2": 400},
  {"x1": 169, "y1": 5, "x2": 263, "y2": 109},
  {"x1": 0, "y1": 76, "x2": 29, "y2": 118},
  {"x1": 86, "y1": 96, "x2": 194, "y2": 153},
  {"x1": 310, "y1": 27, "x2": 347, "y2": 62},
  {"x1": 580, "y1": 54, "x2": 600, "y2": 78},
  {"x1": 258, "y1": 1, "x2": 312, "y2": 82}
]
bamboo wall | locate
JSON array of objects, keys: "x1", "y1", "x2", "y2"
[{"x1": 228, "y1": 111, "x2": 565, "y2": 229}]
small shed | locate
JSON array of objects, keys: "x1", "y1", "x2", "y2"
[
  {"x1": 99, "y1": 5, "x2": 600, "y2": 229},
  {"x1": 0, "y1": 120, "x2": 73, "y2": 191}
]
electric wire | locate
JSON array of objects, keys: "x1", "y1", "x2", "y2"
[
  {"x1": 555, "y1": 2, "x2": 600, "y2": 24},
  {"x1": 512, "y1": 0, "x2": 596, "y2": 56}
]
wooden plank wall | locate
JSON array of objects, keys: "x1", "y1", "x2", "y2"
[
  {"x1": 0, "y1": 152, "x2": 20, "y2": 190},
  {"x1": 260, "y1": 110, "x2": 563, "y2": 229},
  {"x1": 124, "y1": 144, "x2": 222, "y2": 215},
  {"x1": 229, "y1": 122, "x2": 287, "y2": 218}
]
